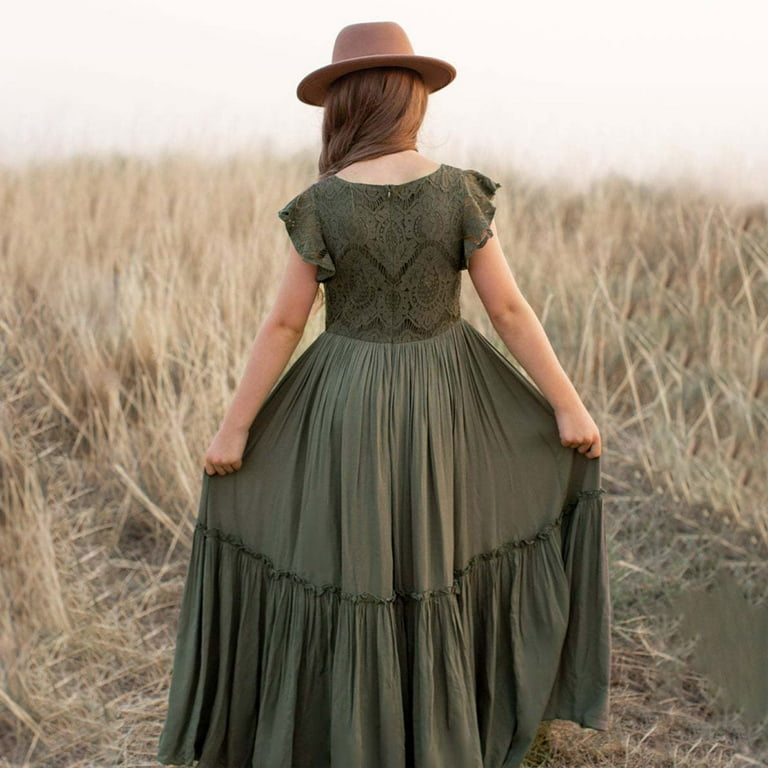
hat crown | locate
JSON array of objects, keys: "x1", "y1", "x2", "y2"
[{"x1": 332, "y1": 22, "x2": 414, "y2": 64}]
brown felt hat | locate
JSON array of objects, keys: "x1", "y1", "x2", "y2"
[{"x1": 297, "y1": 21, "x2": 457, "y2": 107}]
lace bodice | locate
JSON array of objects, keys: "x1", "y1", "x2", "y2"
[{"x1": 278, "y1": 164, "x2": 500, "y2": 343}]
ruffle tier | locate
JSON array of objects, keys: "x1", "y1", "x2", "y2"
[{"x1": 157, "y1": 489, "x2": 608, "y2": 768}]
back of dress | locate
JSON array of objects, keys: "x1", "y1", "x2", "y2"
[
  {"x1": 278, "y1": 164, "x2": 500, "y2": 342},
  {"x1": 157, "y1": 161, "x2": 611, "y2": 768}
]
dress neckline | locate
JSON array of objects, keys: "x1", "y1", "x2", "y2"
[{"x1": 331, "y1": 163, "x2": 445, "y2": 188}]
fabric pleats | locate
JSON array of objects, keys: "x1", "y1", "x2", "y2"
[{"x1": 157, "y1": 318, "x2": 611, "y2": 768}]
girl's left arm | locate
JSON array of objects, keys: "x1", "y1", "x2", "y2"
[{"x1": 203, "y1": 246, "x2": 320, "y2": 475}]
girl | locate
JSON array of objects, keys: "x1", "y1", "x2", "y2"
[{"x1": 158, "y1": 21, "x2": 610, "y2": 768}]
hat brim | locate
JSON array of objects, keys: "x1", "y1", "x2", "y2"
[{"x1": 297, "y1": 54, "x2": 457, "y2": 106}]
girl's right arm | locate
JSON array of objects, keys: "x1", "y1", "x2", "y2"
[{"x1": 468, "y1": 219, "x2": 602, "y2": 459}]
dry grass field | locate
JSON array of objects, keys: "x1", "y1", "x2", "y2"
[{"x1": 0, "y1": 147, "x2": 766, "y2": 767}]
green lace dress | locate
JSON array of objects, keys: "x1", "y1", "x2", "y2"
[{"x1": 156, "y1": 163, "x2": 611, "y2": 768}]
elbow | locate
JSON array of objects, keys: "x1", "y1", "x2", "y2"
[
  {"x1": 266, "y1": 314, "x2": 306, "y2": 339},
  {"x1": 278, "y1": 320, "x2": 306, "y2": 338},
  {"x1": 487, "y1": 302, "x2": 521, "y2": 329}
]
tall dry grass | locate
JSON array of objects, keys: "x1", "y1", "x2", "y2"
[{"x1": 0, "y1": 147, "x2": 766, "y2": 766}]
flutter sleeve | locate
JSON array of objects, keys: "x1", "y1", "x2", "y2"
[
  {"x1": 460, "y1": 169, "x2": 502, "y2": 270},
  {"x1": 277, "y1": 186, "x2": 336, "y2": 282}
]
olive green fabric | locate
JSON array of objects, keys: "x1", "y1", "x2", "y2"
[{"x1": 156, "y1": 164, "x2": 611, "y2": 768}]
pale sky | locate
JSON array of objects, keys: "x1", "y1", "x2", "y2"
[{"x1": 2, "y1": 0, "x2": 766, "y2": 200}]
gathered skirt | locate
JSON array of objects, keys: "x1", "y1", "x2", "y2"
[{"x1": 156, "y1": 317, "x2": 611, "y2": 768}]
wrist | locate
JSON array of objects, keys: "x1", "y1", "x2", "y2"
[
  {"x1": 220, "y1": 414, "x2": 253, "y2": 434},
  {"x1": 550, "y1": 392, "x2": 585, "y2": 413}
]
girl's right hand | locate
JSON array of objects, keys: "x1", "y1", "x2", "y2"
[
  {"x1": 203, "y1": 424, "x2": 250, "y2": 476},
  {"x1": 554, "y1": 405, "x2": 602, "y2": 459}
]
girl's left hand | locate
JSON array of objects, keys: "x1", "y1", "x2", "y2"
[
  {"x1": 203, "y1": 424, "x2": 250, "y2": 476},
  {"x1": 554, "y1": 405, "x2": 602, "y2": 459}
]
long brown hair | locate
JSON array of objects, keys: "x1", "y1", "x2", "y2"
[{"x1": 318, "y1": 67, "x2": 430, "y2": 180}]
